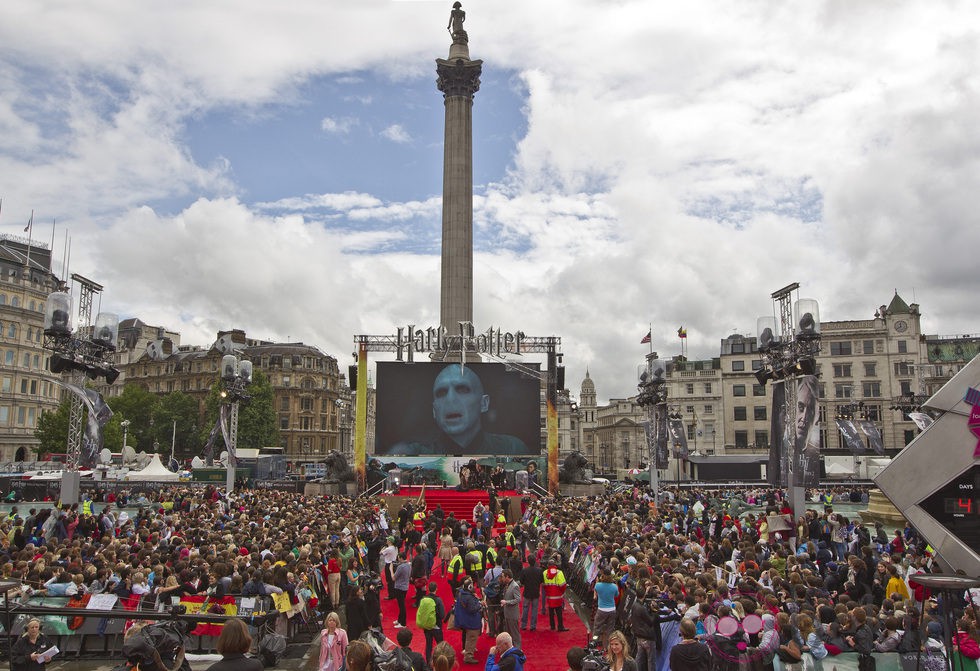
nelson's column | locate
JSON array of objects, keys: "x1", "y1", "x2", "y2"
[{"x1": 437, "y1": 2, "x2": 482, "y2": 337}]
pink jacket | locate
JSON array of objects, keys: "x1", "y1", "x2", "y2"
[
  {"x1": 954, "y1": 631, "x2": 980, "y2": 660},
  {"x1": 318, "y1": 627, "x2": 350, "y2": 671}
]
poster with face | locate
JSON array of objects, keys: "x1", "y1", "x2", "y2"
[
  {"x1": 668, "y1": 417, "x2": 689, "y2": 459},
  {"x1": 836, "y1": 418, "x2": 866, "y2": 454},
  {"x1": 654, "y1": 407, "x2": 669, "y2": 469},
  {"x1": 794, "y1": 375, "x2": 820, "y2": 488}
]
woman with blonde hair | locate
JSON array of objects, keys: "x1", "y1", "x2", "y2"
[
  {"x1": 11, "y1": 618, "x2": 55, "y2": 671},
  {"x1": 317, "y1": 611, "x2": 349, "y2": 671},
  {"x1": 606, "y1": 629, "x2": 638, "y2": 671}
]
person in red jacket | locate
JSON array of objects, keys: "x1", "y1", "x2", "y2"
[
  {"x1": 542, "y1": 558, "x2": 569, "y2": 631},
  {"x1": 952, "y1": 618, "x2": 980, "y2": 668}
]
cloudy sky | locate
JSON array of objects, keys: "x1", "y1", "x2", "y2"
[{"x1": 2, "y1": 1, "x2": 978, "y2": 402}]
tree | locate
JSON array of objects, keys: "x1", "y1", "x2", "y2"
[
  {"x1": 151, "y1": 391, "x2": 201, "y2": 460},
  {"x1": 34, "y1": 398, "x2": 71, "y2": 459},
  {"x1": 201, "y1": 369, "x2": 279, "y2": 454},
  {"x1": 109, "y1": 384, "x2": 159, "y2": 452}
]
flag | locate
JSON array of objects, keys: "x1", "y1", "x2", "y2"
[
  {"x1": 24, "y1": 210, "x2": 33, "y2": 233},
  {"x1": 640, "y1": 330, "x2": 651, "y2": 344},
  {"x1": 677, "y1": 326, "x2": 687, "y2": 338}
]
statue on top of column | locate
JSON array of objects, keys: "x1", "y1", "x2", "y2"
[{"x1": 448, "y1": 1, "x2": 468, "y2": 44}]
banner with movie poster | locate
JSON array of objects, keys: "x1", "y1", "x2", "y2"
[
  {"x1": 668, "y1": 417, "x2": 689, "y2": 459},
  {"x1": 836, "y1": 419, "x2": 867, "y2": 454},
  {"x1": 856, "y1": 419, "x2": 884, "y2": 455},
  {"x1": 794, "y1": 375, "x2": 820, "y2": 488}
]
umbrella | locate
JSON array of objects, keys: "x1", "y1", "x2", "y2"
[
  {"x1": 633, "y1": 472, "x2": 651, "y2": 481},
  {"x1": 627, "y1": 468, "x2": 643, "y2": 475},
  {"x1": 502, "y1": 461, "x2": 525, "y2": 471},
  {"x1": 477, "y1": 457, "x2": 497, "y2": 467}
]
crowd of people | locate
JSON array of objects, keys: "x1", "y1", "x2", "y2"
[{"x1": 1, "y1": 482, "x2": 978, "y2": 671}]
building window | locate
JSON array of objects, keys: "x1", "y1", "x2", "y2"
[
  {"x1": 282, "y1": 375, "x2": 291, "y2": 387},
  {"x1": 863, "y1": 340, "x2": 874, "y2": 354},
  {"x1": 864, "y1": 362, "x2": 877, "y2": 377},
  {"x1": 704, "y1": 404, "x2": 713, "y2": 414},
  {"x1": 4, "y1": 351, "x2": 12, "y2": 366},
  {"x1": 0, "y1": 407, "x2": 7, "y2": 424},
  {"x1": 6, "y1": 323, "x2": 15, "y2": 338},
  {"x1": 686, "y1": 405, "x2": 695, "y2": 414},
  {"x1": 900, "y1": 380, "x2": 912, "y2": 395},
  {"x1": 754, "y1": 430, "x2": 768, "y2": 448},
  {"x1": 830, "y1": 342, "x2": 852, "y2": 356},
  {"x1": 704, "y1": 382, "x2": 712, "y2": 394},
  {"x1": 301, "y1": 397, "x2": 314, "y2": 411},
  {"x1": 732, "y1": 360, "x2": 745, "y2": 372},
  {"x1": 686, "y1": 383, "x2": 694, "y2": 394},
  {"x1": 866, "y1": 404, "x2": 881, "y2": 421},
  {"x1": 833, "y1": 363, "x2": 852, "y2": 377},
  {"x1": 752, "y1": 384, "x2": 766, "y2": 396},
  {"x1": 732, "y1": 341, "x2": 746, "y2": 354},
  {"x1": 733, "y1": 385, "x2": 746, "y2": 397},
  {"x1": 734, "y1": 431, "x2": 748, "y2": 448},
  {"x1": 280, "y1": 397, "x2": 289, "y2": 411},
  {"x1": 898, "y1": 340, "x2": 908, "y2": 353},
  {"x1": 1, "y1": 377, "x2": 10, "y2": 393},
  {"x1": 751, "y1": 359, "x2": 763, "y2": 371},
  {"x1": 754, "y1": 406, "x2": 767, "y2": 421},
  {"x1": 834, "y1": 383, "x2": 852, "y2": 399},
  {"x1": 863, "y1": 382, "x2": 881, "y2": 398},
  {"x1": 904, "y1": 430, "x2": 915, "y2": 445},
  {"x1": 280, "y1": 416, "x2": 289, "y2": 430},
  {"x1": 687, "y1": 424, "x2": 696, "y2": 440},
  {"x1": 734, "y1": 406, "x2": 747, "y2": 421}
]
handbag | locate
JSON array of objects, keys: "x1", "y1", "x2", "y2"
[
  {"x1": 446, "y1": 611, "x2": 459, "y2": 630},
  {"x1": 778, "y1": 640, "x2": 802, "y2": 662}
]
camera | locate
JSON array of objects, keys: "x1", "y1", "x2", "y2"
[{"x1": 582, "y1": 635, "x2": 610, "y2": 671}]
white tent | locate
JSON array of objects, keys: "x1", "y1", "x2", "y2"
[
  {"x1": 825, "y1": 462, "x2": 855, "y2": 476},
  {"x1": 125, "y1": 453, "x2": 179, "y2": 481}
]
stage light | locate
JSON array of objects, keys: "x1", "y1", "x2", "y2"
[
  {"x1": 755, "y1": 368, "x2": 772, "y2": 386},
  {"x1": 49, "y1": 353, "x2": 71, "y2": 374},
  {"x1": 104, "y1": 367, "x2": 121, "y2": 385},
  {"x1": 43, "y1": 292, "x2": 73, "y2": 336},
  {"x1": 797, "y1": 357, "x2": 817, "y2": 376},
  {"x1": 793, "y1": 298, "x2": 821, "y2": 338},
  {"x1": 757, "y1": 316, "x2": 778, "y2": 351}
]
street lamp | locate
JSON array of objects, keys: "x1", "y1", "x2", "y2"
[
  {"x1": 219, "y1": 354, "x2": 252, "y2": 493},
  {"x1": 120, "y1": 420, "x2": 131, "y2": 452}
]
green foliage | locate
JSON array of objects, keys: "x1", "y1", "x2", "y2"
[
  {"x1": 151, "y1": 391, "x2": 202, "y2": 458},
  {"x1": 34, "y1": 398, "x2": 72, "y2": 458},
  {"x1": 109, "y1": 384, "x2": 159, "y2": 451}
]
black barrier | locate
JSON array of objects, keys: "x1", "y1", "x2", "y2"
[{"x1": 253, "y1": 479, "x2": 306, "y2": 493}]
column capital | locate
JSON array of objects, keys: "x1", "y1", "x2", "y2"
[{"x1": 436, "y1": 58, "x2": 482, "y2": 100}]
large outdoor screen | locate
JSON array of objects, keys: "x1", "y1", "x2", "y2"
[{"x1": 375, "y1": 361, "x2": 542, "y2": 456}]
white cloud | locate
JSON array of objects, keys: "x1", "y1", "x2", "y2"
[
  {"x1": 1, "y1": 1, "x2": 978, "y2": 403},
  {"x1": 320, "y1": 116, "x2": 357, "y2": 134},
  {"x1": 380, "y1": 124, "x2": 412, "y2": 144}
]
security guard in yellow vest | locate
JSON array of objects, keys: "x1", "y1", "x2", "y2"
[
  {"x1": 463, "y1": 542, "x2": 484, "y2": 587},
  {"x1": 447, "y1": 547, "x2": 464, "y2": 591},
  {"x1": 485, "y1": 545, "x2": 498, "y2": 568}
]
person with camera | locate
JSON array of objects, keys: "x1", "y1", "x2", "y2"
[{"x1": 453, "y1": 577, "x2": 484, "y2": 664}]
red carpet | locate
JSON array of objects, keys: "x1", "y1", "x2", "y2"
[{"x1": 377, "y1": 543, "x2": 589, "y2": 668}]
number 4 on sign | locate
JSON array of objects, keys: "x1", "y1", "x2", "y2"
[{"x1": 958, "y1": 499, "x2": 973, "y2": 514}]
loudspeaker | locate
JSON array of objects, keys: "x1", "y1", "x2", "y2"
[
  {"x1": 348, "y1": 365, "x2": 358, "y2": 391},
  {"x1": 556, "y1": 367, "x2": 565, "y2": 390}
]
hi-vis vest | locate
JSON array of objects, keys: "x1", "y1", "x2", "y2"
[
  {"x1": 81, "y1": 500, "x2": 93, "y2": 516},
  {"x1": 465, "y1": 551, "x2": 483, "y2": 573},
  {"x1": 448, "y1": 554, "x2": 464, "y2": 578},
  {"x1": 542, "y1": 568, "x2": 567, "y2": 606},
  {"x1": 503, "y1": 532, "x2": 516, "y2": 550},
  {"x1": 485, "y1": 547, "x2": 498, "y2": 567}
]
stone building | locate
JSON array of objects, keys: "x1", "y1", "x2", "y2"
[
  {"x1": 0, "y1": 235, "x2": 62, "y2": 462},
  {"x1": 108, "y1": 328, "x2": 345, "y2": 462}
]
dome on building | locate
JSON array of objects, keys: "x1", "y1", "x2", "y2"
[{"x1": 581, "y1": 369, "x2": 595, "y2": 393}]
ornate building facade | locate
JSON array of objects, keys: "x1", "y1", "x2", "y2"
[{"x1": 0, "y1": 235, "x2": 62, "y2": 462}]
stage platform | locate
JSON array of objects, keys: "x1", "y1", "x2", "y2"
[{"x1": 385, "y1": 485, "x2": 524, "y2": 526}]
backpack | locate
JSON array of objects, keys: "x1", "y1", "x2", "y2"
[
  {"x1": 374, "y1": 647, "x2": 414, "y2": 671},
  {"x1": 416, "y1": 596, "x2": 436, "y2": 630},
  {"x1": 484, "y1": 571, "x2": 502, "y2": 601}
]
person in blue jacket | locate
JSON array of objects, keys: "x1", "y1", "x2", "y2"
[
  {"x1": 485, "y1": 631, "x2": 526, "y2": 671},
  {"x1": 454, "y1": 578, "x2": 485, "y2": 664}
]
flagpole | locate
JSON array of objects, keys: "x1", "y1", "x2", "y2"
[
  {"x1": 649, "y1": 322, "x2": 653, "y2": 355},
  {"x1": 24, "y1": 210, "x2": 34, "y2": 271},
  {"x1": 50, "y1": 218, "x2": 57, "y2": 270}
]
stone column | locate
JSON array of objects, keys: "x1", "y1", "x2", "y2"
[{"x1": 436, "y1": 37, "x2": 482, "y2": 336}]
